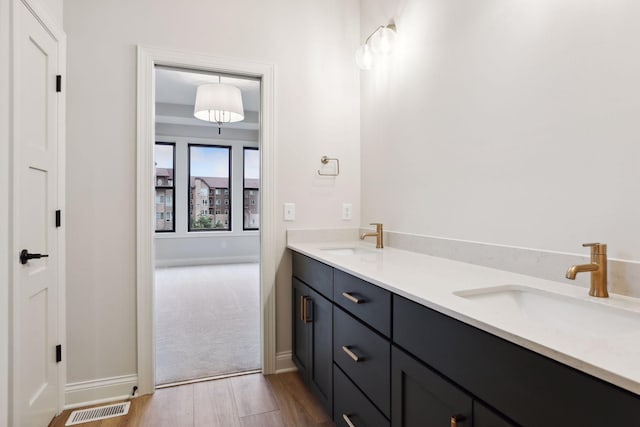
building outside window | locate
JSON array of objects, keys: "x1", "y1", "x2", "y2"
[
  {"x1": 189, "y1": 145, "x2": 231, "y2": 231},
  {"x1": 243, "y1": 147, "x2": 260, "y2": 230},
  {"x1": 154, "y1": 142, "x2": 175, "y2": 232}
]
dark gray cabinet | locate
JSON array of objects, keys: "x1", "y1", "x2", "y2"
[
  {"x1": 291, "y1": 250, "x2": 640, "y2": 427},
  {"x1": 393, "y1": 294, "x2": 640, "y2": 426},
  {"x1": 473, "y1": 401, "x2": 515, "y2": 427},
  {"x1": 391, "y1": 346, "x2": 472, "y2": 427},
  {"x1": 334, "y1": 306, "x2": 391, "y2": 418},
  {"x1": 334, "y1": 365, "x2": 390, "y2": 427},
  {"x1": 292, "y1": 259, "x2": 333, "y2": 415}
]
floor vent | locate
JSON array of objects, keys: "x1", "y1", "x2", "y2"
[{"x1": 65, "y1": 402, "x2": 130, "y2": 425}]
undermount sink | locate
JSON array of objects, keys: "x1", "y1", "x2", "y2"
[
  {"x1": 320, "y1": 247, "x2": 376, "y2": 256},
  {"x1": 454, "y1": 285, "x2": 640, "y2": 340}
]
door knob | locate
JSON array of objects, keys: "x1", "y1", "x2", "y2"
[{"x1": 20, "y1": 249, "x2": 49, "y2": 265}]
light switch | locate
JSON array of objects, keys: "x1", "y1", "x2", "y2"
[
  {"x1": 342, "y1": 203, "x2": 353, "y2": 220},
  {"x1": 284, "y1": 203, "x2": 296, "y2": 221}
]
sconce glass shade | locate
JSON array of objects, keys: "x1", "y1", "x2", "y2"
[
  {"x1": 370, "y1": 26, "x2": 396, "y2": 55},
  {"x1": 194, "y1": 83, "x2": 245, "y2": 123},
  {"x1": 355, "y1": 44, "x2": 373, "y2": 70}
]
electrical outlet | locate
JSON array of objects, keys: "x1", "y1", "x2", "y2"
[
  {"x1": 284, "y1": 203, "x2": 296, "y2": 221},
  {"x1": 342, "y1": 203, "x2": 353, "y2": 220}
]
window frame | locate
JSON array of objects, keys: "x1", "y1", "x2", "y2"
[
  {"x1": 243, "y1": 147, "x2": 260, "y2": 231},
  {"x1": 154, "y1": 142, "x2": 176, "y2": 233},
  {"x1": 188, "y1": 143, "x2": 232, "y2": 232}
]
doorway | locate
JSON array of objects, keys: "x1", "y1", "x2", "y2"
[
  {"x1": 153, "y1": 67, "x2": 262, "y2": 385},
  {"x1": 136, "y1": 46, "x2": 276, "y2": 396}
]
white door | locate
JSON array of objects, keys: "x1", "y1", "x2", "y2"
[{"x1": 12, "y1": 1, "x2": 61, "y2": 425}]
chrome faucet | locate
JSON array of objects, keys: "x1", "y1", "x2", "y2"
[
  {"x1": 360, "y1": 223, "x2": 383, "y2": 249},
  {"x1": 565, "y1": 243, "x2": 608, "y2": 298}
]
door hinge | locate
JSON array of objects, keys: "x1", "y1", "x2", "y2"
[
  {"x1": 56, "y1": 344, "x2": 62, "y2": 363},
  {"x1": 56, "y1": 75, "x2": 62, "y2": 93},
  {"x1": 55, "y1": 210, "x2": 61, "y2": 227}
]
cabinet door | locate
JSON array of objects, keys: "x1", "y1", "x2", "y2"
[
  {"x1": 307, "y1": 286, "x2": 333, "y2": 415},
  {"x1": 392, "y1": 346, "x2": 471, "y2": 427},
  {"x1": 474, "y1": 401, "x2": 516, "y2": 427},
  {"x1": 292, "y1": 278, "x2": 310, "y2": 378}
]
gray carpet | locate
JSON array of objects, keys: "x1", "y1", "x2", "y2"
[{"x1": 155, "y1": 264, "x2": 261, "y2": 385}]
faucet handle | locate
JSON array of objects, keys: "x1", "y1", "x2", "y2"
[
  {"x1": 369, "y1": 223, "x2": 383, "y2": 231},
  {"x1": 582, "y1": 242, "x2": 607, "y2": 255}
]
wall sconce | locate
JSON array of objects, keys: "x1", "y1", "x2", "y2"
[{"x1": 355, "y1": 23, "x2": 397, "y2": 70}]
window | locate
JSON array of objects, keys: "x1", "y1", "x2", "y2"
[
  {"x1": 155, "y1": 142, "x2": 175, "y2": 232},
  {"x1": 189, "y1": 145, "x2": 231, "y2": 231},
  {"x1": 243, "y1": 147, "x2": 260, "y2": 230}
]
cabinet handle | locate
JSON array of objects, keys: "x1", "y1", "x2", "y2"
[
  {"x1": 450, "y1": 415, "x2": 466, "y2": 427},
  {"x1": 342, "y1": 413, "x2": 356, "y2": 427},
  {"x1": 303, "y1": 296, "x2": 312, "y2": 323},
  {"x1": 300, "y1": 295, "x2": 305, "y2": 321},
  {"x1": 342, "y1": 345, "x2": 361, "y2": 362},
  {"x1": 342, "y1": 292, "x2": 363, "y2": 304}
]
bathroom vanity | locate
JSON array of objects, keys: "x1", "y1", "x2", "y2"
[{"x1": 289, "y1": 242, "x2": 640, "y2": 427}]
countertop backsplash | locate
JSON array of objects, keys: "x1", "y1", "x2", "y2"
[{"x1": 287, "y1": 227, "x2": 640, "y2": 298}]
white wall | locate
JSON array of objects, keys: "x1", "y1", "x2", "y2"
[
  {"x1": 360, "y1": 0, "x2": 640, "y2": 262},
  {"x1": 154, "y1": 134, "x2": 260, "y2": 266},
  {"x1": 64, "y1": 0, "x2": 360, "y2": 386}
]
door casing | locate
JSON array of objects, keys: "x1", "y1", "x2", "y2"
[{"x1": 136, "y1": 46, "x2": 276, "y2": 394}]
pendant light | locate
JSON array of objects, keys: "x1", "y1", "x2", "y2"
[{"x1": 194, "y1": 77, "x2": 245, "y2": 134}]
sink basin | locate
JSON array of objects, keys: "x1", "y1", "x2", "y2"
[
  {"x1": 319, "y1": 247, "x2": 377, "y2": 256},
  {"x1": 454, "y1": 285, "x2": 640, "y2": 340}
]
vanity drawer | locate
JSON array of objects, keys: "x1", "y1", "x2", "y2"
[
  {"x1": 292, "y1": 251, "x2": 333, "y2": 299},
  {"x1": 334, "y1": 364, "x2": 389, "y2": 427},
  {"x1": 334, "y1": 306, "x2": 390, "y2": 418},
  {"x1": 334, "y1": 269, "x2": 391, "y2": 337}
]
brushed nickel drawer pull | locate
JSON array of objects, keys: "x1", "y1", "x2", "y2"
[
  {"x1": 342, "y1": 413, "x2": 356, "y2": 427},
  {"x1": 342, "y1": 292, "x2": 363, "y2": 304},
  {"x1": 342, "y1": 345, "x2": 361, "y2": 362}
]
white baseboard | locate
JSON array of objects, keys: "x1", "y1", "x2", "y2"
[
  {"x1": 155, "y1": 255, "x2": 259, "y2": 268},
  {"x1": 64, "y1": 374, "x2": 138, "y2": 409},
  {"x1": 275, "y1": 351, "x2": 297, "y2": 373}
]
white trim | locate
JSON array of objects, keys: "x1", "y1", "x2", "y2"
[
  {"x1": 0, "y1": 0, "x2": 10, "y2": 425},
  {"x1": 275, "y1": 351, "x2": 297, "y2": 374},
  {"x1": 136, "y1": 46, "x2": 277, "y2": 396},
  {"x1": 63, "y1": 375, "x2": 138, "y2": 410},
  {"x1": 155, "y1": 255, "x2": 260, "y2": 268},
  {"x1": 9, "y1": 0, "x2": 66, "y2": 423}
]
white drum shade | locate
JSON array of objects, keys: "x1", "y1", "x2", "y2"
[{"x1": 194, "y1": 83, "x2": 245, "y2": 123}]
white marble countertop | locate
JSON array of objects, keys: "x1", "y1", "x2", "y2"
[{"x1": 287, "y1": 239, "x2": 640, "y2": 395}]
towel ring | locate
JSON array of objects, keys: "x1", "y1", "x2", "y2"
[{"x1": 318, "y1": 156, "x2": 339, "y2": 176}]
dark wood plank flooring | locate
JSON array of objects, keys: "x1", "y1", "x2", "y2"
[{"x1": 49, "y1": 372, "x2": 333, "y2": 427}]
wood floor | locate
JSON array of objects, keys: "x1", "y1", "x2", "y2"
[{"x1": 49, "y1": 372, "x2": 334, "y2": 427}]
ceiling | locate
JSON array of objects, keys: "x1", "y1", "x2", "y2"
[
  {"x1": 155, "y1": 67, "x2": 260, "y2": 131},
  {"x1": 155, "y1": 67, "x2": 260, "y2": 111}
]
